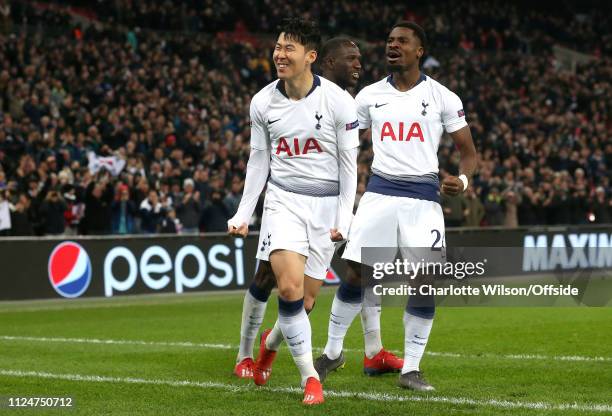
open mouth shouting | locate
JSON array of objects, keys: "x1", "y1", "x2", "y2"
[{"x1": 387, "y1": 49, "x2": 401, "y2": 64}]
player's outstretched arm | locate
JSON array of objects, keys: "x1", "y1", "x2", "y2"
[
  {"x1": 442, "y1": 126, "x2": 478, "y2": 196},
  {"x1": 227, "y1": 148, "x2": 270, "y2": 237}
]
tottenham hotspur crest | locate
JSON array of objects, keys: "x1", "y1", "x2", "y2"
[
  {"x1": 260, "y1": 233, "x2": 271, "y2": 252},
  {"x1": 421, "y1": 100, "x2": 429, "y2": 116},
  {"x1": 315, "y1": 112, "x2": 323, "y2": 130}
]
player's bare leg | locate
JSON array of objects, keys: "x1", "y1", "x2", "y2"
[
  {"x1": 234, "y1": 261, "x2": 276, "y2": 379},
  {"x1": 265, "y1": 250, "x2": 323, "y2": 404}
]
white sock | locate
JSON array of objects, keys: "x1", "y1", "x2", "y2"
[
  {"x1": 279, "y1": 307, "x2": 319, "y2": 384},
  {"x1": 237, "y1": 291, "x2": 267, "y2": 362},
  {"x1": 294, "y1": 353, "x2": 317, "y2": 387},
  {"x1": 265, "y1": 319, "x2": 284, "y2": 351},
  {"x1": 402, "y1": 310, "x2": 434, "y2": 373},
  {"x1": 323, "y1": 294, "x2": 362, "y2": 360},
  {"x1": 360, "y1": 304, "x2": 383, "y2": 359}
]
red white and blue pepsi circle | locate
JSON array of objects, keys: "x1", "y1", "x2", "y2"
[{"x1": 48, "y1": 242, "x2": 92, "y2": 298}]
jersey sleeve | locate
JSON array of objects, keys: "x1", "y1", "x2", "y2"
[
  {"x1": 441, "y1": 89, "x2": 468, "y2": 133},
  {"x1": 249, "y1": 95, "x2": 270, "y2": 150},
  {"x1": 334, "y1": 91, "x2": 360, "y2": 150},
  {"x1": 355, "y1": 90, "x2": 371, "y2": 129}
]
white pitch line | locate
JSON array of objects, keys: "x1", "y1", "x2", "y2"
[
  {"x1": 425, "y1": 351, "x2": 612, "y2": 363},
  {"x1": 1, "y1": 335, "x2": 611, "y2": 363},
  {"x1": 0, "y1": 290, "x2": 244, "y2": 313},
  {"x1": 1, "y1": 368, "x2": 611, "y2": 413},
  {"x1": 0, "y1": 296, "x2": 232, "y2": 314},
  {"x1": 0, "y1": 335, "x2": 234, "y2": 350}
]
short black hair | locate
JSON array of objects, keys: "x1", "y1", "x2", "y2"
[
  {"x1": 391, "y1": 21, "x2": 427, "y2": 53},
  {"x1": 278, "y1": 17, "x2": 321, "y2": 52},
  {"x1": 320, "y1": 37, "x2": 358, "y2": 61}
]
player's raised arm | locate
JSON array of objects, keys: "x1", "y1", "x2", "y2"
[
  {"x1": 227, "y1": 97, "x2": 271, "y2": 237},
  {"x1": 440, "y1": 93, "x2": 477, "y2": 196},
  {"x1": 331, "y1": 92, "x2": 360, "y2": 241}
]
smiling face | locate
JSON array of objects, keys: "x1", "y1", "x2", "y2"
[
  {"x1": 327, "y1": 44, "x2": 362, "y2": 89},
  {"x1": 273, "y1": 32, "x2": 317, "y2": 81},
  {"x1": 386, "y1": 26, "x2": 424, "y2": 72}
]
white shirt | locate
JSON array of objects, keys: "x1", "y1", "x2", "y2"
[
  {"x1": 250, "y1": 75, "x2": 359, "y2": 196},
  {"x1": 356, "y1": 74, "x2": 467, "y2": 182}
]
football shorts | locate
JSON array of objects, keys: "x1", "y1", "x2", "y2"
[
  {"x1": 342, "y1": 191, "x2": 445, "y2": 266},
  {"x1": 256, "y1": 183, "x2": 337, "y2": 280}
]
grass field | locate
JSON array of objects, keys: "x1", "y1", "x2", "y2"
[{"x1": 0, "y1": 288, "x2": 611, "y2": 415}]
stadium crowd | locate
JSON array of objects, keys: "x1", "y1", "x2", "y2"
[{"x1": 0, "y1": 0, "x2": 610, "y2": 236}]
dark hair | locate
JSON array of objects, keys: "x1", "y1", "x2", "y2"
[
  {"x1": 278, "y1": 17, "x2": 321, "y2": 52},
  {"x1": 391, "y1": 21, "x2": 427, "y2": 53},
  {"x1": 320, "y1": 37, "x2": 358, "y2": 61}
]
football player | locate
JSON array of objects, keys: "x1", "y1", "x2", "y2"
[
  {"x1": 228, "y1": 18, "x2": 359, "y2": 404},
  {"x1": 231, "y1": 36, "x2": 363, "y2": 382},
  {"x1": 317, "y1": 21, "x2": 477, "y2": 391}
]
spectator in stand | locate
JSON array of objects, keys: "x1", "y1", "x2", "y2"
[
  {"x1": 501, "y1": 189, "x2": 520, "y2": 228},
  {"x1": 484, "y1": 188, "x2": 504, "y2": 226},
  {"x1": 464, "y1": 187, "x2": 485, "y2": 227},
  {"x1": 8, "y1": 193, "x2": 33, "y2": 235},
  {"x1": 590, "y1": 187, "x2": 611, "y2": 224},
  {"x1": 39, "y1": 189, "x2": 67, "y2": 235},
  {"x1": 139, "y1": 189, "x2": 163, "y2": 234},
  {"x1": 569, "y1": 183, "x2": 589, "y2": 224},
  {"x1": 442, "y1": 193, "x2": 468, "y2": 228},
  {"x1": 112, "y1": 184, "x2": 137, "y2": 234},
  {"x1": 201, "y1": 188, "x2": 230, "y2": 232},
  {"x1": 176, "y1": 178, "x2": 201, "y2": 234},
  {"x1": 62, "y1": 184, "x2": 84, "y2": 235},
  {"x1": 518, "y1": 186, "x2": 540, "y2": 226},
  {"x1": 0, "y1": 1, "x2": 610, "y2": 235},
  {"x1": 223, "y1": 175, "x2": 243, "y2": 218},
  {"x1": 160, "y1": 208, "x2": 181, "y2": 234},
  {"x1": 82, "y1": 172, "x2": 114, "y2": 235}
]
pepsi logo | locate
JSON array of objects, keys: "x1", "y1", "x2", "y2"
[{"x1": 48, "y1": 242, "x2": 92, "y2": 298}]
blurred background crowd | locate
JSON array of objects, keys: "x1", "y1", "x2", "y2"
[{"x1": 0, "y1": 0, "x2": 610, "y2": 236}]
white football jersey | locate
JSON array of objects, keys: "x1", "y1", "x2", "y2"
[
  {"x1": 356, "y1": 73, "x2": 467, "y2": 182},
  {"x1": 250, "y1": 75, "x2": 359, "y2": 196}
]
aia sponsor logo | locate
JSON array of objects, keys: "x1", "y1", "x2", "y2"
[
  {"x1": 380, "y1": 122, "x2": 425, "y2": 142},
  {"x1": 275, "y1": 137, "x2": 322, "y2": 156},
  {"x1": 48, "y1": 241, "x2": 92, "y2": 298}
]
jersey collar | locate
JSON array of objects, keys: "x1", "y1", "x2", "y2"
[
  {"x1": 386, "y1": 72, "x2": 426, "y2": 91},
  {"x1": 276, "y1": 74, "x2": 321, "y2": 99}
]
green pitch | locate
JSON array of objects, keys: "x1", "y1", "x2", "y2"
[{"x1": 0, "y1": 288, "x2": 610, "y2": 415}]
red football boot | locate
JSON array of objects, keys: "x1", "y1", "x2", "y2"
[
  {"x1": 233, "y1": 358, "x2": 254, "y2": 379},
  {"x1": 363, "y1": 349, "x2": 404, "y2": 376},
  {"x1": 302, "y1": 377, "x2": 324, "y2": 405},
  {"x1": 253, "y1": 329, "x2": 277, "y2": 386}
]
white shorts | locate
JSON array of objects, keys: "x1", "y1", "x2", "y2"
[
  {"x1": 342, "y1": 192, "x2": 445, "y2": 266},
  {"x1": 256, "y1": 183, "x2": 337, "y2": 280}
]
